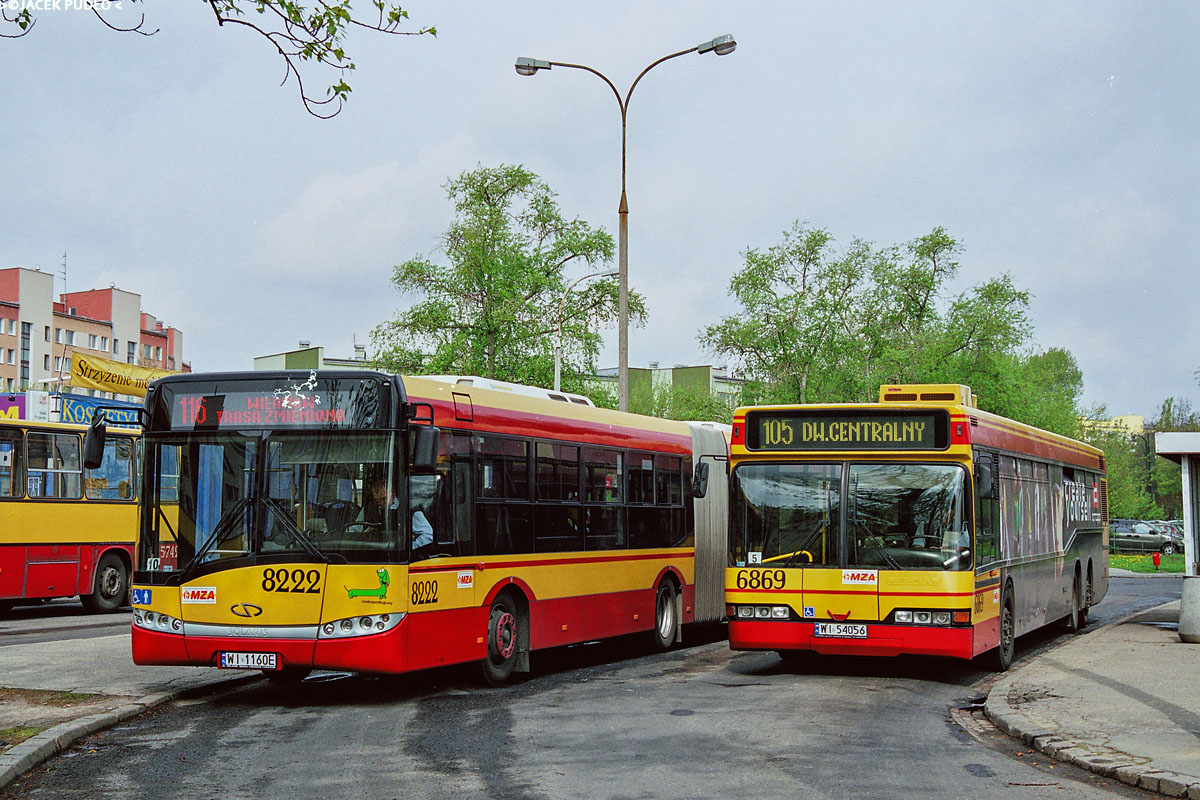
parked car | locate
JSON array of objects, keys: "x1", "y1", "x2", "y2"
[{"x1": 1110, "y1": 518, "x2": 1183, "y2": 554}]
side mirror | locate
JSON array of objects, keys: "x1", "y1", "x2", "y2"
[
  {"x1": 411, "y1": 426, "x2": 440, "y2": 474},
  {"x1": 83, "y1": 414, "x2": 107, "y2": 470},
  {"x1": 975, "y1": 457, "x2": 994, "y2": 500},
  {"x1": 691, "y1": 461, "x2": 710, "y2": 499}
]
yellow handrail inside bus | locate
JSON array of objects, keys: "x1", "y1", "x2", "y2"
[{"x1": 762, "y1": 549, "x2": 812, "y2": 564}]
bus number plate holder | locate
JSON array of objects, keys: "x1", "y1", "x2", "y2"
[
  {"x1": 813, "y1": 623, "x2": 867, "y2": 639},
  {"x1": 219, "y1": 652, "x2": 279, "y2": 670}
]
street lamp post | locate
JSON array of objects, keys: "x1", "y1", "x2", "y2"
[
  {"x1": 516, "y1": 34, "x2": 737, "y2": 412},
  {"x1": 555, "y1": 269, "x2": 619, "y2": 392}
]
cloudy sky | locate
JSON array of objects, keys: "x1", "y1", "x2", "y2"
[{"x1": 2, "y1": 2, "x2": 1196, "y2": 418}]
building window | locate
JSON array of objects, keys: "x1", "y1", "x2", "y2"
[
  {"x1": 5, "y1": 349, "x2": 13, "y2": 365},
  {"x1": 54, "y1": 328, "x2": 62, "y2": 343},
  {"x1": 64, "y1": 330, "x2": 75, "y2": 346},
  {"x1": 112, "y1": 339, "x2": 119, "y2": 355},
  {"x1": 88, "y1": 334, "x2": 97, "y2": 349},
  {"x1": 154, "y1": 346, "x2": 162, "y2": 361},
  {"x1": 43, "y1": 354, "x2": 50, "y2": 370},
  {"x1": 100, "y1": 336, "x2": 109, "y2": 351},
  {"x1": 127, "y1": 341, "x2": 135, "y2": 364},
  {"x1": 53, "y1": 356, "x2": 62, "y2": 372},
  {"x1": 44, "y1": 325, "x2": 50, "y2": 342}
]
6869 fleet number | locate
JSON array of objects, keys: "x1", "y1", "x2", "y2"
[{"x1": 734, "y1": 569, "x2": 787, "y2": 590}]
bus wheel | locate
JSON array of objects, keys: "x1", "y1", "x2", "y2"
[
  {"x1": 651, "y1": 581, "x2": 678, "y2": 652},
  {"x1": 987, "y1": 593, "x2": 1015, "y2": 672},
  {"x1": 1067, "y1": 574, "x2": 1086, "y2": 633},
  {"x1": 81, "y1": 553, "x2": 128, "y2": 614},
  {"x1": 481, "y1": 595, "x2": 520, "y2": 686}
]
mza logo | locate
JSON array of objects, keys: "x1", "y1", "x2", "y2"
[
  {"x1": 457, "y1": 571, "x2": 474, "y2": 589},
  {"x1": 181, "y1": 587, "x2": 217, "y2": 604},
  {"x1": 841, "y1": 570, "x2": 878, "y2": 586}
]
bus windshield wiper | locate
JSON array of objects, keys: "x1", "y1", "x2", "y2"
[
  {"x1": 853, "y1": 517, "x2": 902, "y2": 570},
  {"x1": 262, "y1": 497, "x2": 328, "y2": 563},
  {"x1": 178, "y1": 497, "x2": 252, "y2": 579}
]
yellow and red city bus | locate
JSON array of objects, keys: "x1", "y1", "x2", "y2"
[
  {"x1": 722, "y1": 384, "x2": 1107, "y2": 670},
  {"x1": 118, "y1": 371, "x2": 729, "y2": 684},
  {"x1": 0, "y1": 417, "x2": 139, "y2": 614}
]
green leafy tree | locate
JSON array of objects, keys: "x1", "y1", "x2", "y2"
[
  {"x1": 2, "y1": 1, "x2": 435, "y2": 118},
  {"x1": 1147, "y1": 397, "x2": 1200, "y2": 518},
  {"x1": 702, "y1": 222, "x2": 1082, "y2": 433},
  {"x1": 1081, "y1": 418, "x2": 1164, "y2": 520},
  {"x1": 371, "y1": 164, "x2": 644, "y2": 389},
  {"x1": 629, "y1": 383, "x2": 735, "y2": 424}
]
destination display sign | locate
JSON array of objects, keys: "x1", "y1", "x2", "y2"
[
  {"x1": 746, "y1": 409, "x2": 949, "y2": 452},
  {"x1": 160, "y1": 373, "x2": 385, "y2": 431}
]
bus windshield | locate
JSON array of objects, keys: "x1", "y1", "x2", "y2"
[
  {"x1": 731, "y1": 462, "x2": 971, "y2": 571},
  {"x1": 143, "y1": 430, "x2": 398, "y2": 573}
]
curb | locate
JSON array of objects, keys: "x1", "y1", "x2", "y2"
[
  {"x1": 0, "y1": 675, "x2": 256, "y2": 792},
  {"x1": 984, "y1": 601, "x2": 1200, "y2": 798}
]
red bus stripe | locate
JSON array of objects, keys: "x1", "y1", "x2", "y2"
[{"x1": 410, "y1": 550, "x2": 695, "y2": 574}]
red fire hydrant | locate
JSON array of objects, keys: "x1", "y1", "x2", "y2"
[{"x1": 1153, "y1": 552, "x2": 1161, "y2": 571}]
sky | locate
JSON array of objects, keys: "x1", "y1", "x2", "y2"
[{"x1": 2, "y1": 1, "x2": 1197, "y2": 419}]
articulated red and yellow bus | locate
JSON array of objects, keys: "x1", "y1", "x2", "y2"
[
  {"x1": 0, "y1": 417, "x2": 138, "y2": 614},
  {"x1": 722, "y1": 384, "x2": 1107, "y2": 670},
  {"x1": 113, "y1": 371, "x2": 728, "y2": 684}
]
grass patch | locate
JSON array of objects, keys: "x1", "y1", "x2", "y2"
[
  {"x1": 0, "y1": 725, "x2": 46, "y2": 748},
  {"x1": 1110, "y1": 553, "x2": 1185, "y2": 573},
  {"x1": 0, "y1": 688, "x2": 98, "y2": 707}
]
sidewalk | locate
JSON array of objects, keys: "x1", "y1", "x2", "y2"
[
  {"x1": 0, "y1": 631, "x2": 248, "y2": 791},
  {"x1": 986, "y1": 590, "x2": 1200, "y2": 797}
]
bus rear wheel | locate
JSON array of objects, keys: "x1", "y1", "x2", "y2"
[
  {"x1": 1066, "y1": 574, "x2": 1087, "y2": 633},
  {"x1": 81, "y1": 552, "x2": 128, "y2": 614},
  {"x1": 650, "y1": 582, "x2": 678, "y2": 652},
  {"x1": 986, "y1": 593, "x2": 1015, "y2": 672},
  {"x1": 481, "y1": 594, "x2": 521, "y2": 686}
]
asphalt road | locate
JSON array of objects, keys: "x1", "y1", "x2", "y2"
[{"x1": 0, "y1": 576, "x2": 1180, "y2": 800}]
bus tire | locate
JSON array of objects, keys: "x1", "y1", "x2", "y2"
[
  {"x1": 481, "y1": 593, "x2": 521, "y2": 686},
  {"x1": 1066, "y1": 573, "x2": 1086, "y2": 633},
  {"x1": 81, "y1": 552, "x2": 128, "y2": 614},
  {"x1": 650, "y1": 581, "x2": 678, "y2": 652},
  {"x1": 987, "y1": 591, "x2": 1015, "y2": 672}
]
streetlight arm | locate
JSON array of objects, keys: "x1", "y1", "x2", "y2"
[
  {"x1": 624, "y1": 45, "x2": 699, "y2": 109},
  {"x1": 546, "y1": 61, "x2": 624, "y2": 110}
]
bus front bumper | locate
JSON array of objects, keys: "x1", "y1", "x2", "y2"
[{"x1": 729, "y1": 619, "x2": 975, "y2": 660}]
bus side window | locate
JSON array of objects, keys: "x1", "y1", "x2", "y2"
[
  {"x1": 0, "y1": 428, "x2": 23, "y2": 498},
  {"x1": 429, "y1": 431, "x2": 473, "y2": 557},
  {"x1": 974, "y1": 452, "x2": 999, "y2": 566},
  {"x1": 85, "y1": 436, "x2": 135, "y2": 501},
  {"x1": 26, "y1": 432, "x2": 82, "y2": 499}
]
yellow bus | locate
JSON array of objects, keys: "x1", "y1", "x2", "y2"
[
  {"x1": 720, "y1": 384, "x2": 1107, "y2": 670},
  {"x1": 0, "y1": 417, "x2": 139, "y2": 614},
  {"x1": 107, "y1": 371, "x2": 728, "y2": 684}
]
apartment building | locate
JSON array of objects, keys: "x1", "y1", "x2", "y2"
[{"x1": 0, "y1": 267, "x2": 187, "y2": 396}]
